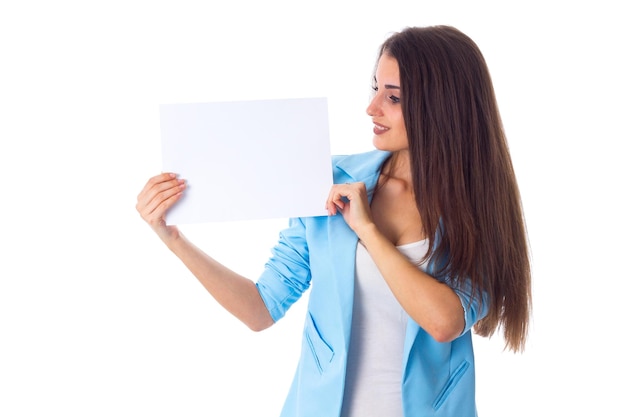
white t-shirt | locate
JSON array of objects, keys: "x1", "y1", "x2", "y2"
[{"x1": 341, "y1": 239, "x2": 429, "y2": 417}]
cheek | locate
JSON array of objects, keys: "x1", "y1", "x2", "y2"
[
  {"x1": 394, "y1": 114, "x2": 408, "y2": 136},
  {"x1": 392, "y1": 108, "x2": 405, "y2": 127},
  {"x1": 397, "y1": 131, "x2": 409, "y2": 147}
]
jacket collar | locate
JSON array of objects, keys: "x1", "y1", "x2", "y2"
[{"x1": 334, "y1": 150, "x2": 391, "y2": 200}]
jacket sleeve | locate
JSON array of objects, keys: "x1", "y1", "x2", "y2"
[
  {"x1": 255, "y1": 217, "x2": 312, "y2": 322},
  {"x1": 451, "y1": 278, "x2": 490, "y2": 336},
  {"x1": 425, "y1": 255, "x2": 490, "y2": 336},
  {"x1": 428, "y1": 224, "x2": 491, "y2": 337}
]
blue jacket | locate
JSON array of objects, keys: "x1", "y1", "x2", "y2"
[{"x1": 256, "y1": 150, "x2": 489, "y2": 417}]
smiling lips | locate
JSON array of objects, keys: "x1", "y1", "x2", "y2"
[{"x1": 373, "y1": 122, "x2": 390, "y2": 135}]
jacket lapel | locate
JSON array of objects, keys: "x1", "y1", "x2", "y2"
[
  {"x1": 328, "y1": 150, "x2": 391, "y2": 350},
  {"x1": 328, "y1": 215, "x2": 359, "y2": 350}
]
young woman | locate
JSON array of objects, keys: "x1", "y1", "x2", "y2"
[{"x1": 136, "y1": 25, "x2": 531, "y2": 417}]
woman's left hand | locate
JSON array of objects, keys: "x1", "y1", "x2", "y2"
[{"x1": 325, "y1": 182, "x2": 374, "y2": 235}]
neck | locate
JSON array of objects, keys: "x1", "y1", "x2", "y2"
[{"x1": 384, "y1": 150, "x2": 412, "y2": 185}]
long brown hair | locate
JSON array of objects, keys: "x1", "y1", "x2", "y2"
[{"x1": 379, "y1": 25, "x2": 531, "y2": 352}]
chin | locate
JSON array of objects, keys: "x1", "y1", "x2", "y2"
[
  {"x1": 372, "y1": 138, "x2": 407, "y2": 152},
  {"x1": 372, "y1": 137, "x2": 389, "y2": 151}
]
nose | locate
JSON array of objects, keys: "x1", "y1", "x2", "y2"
[{"x1": 366, "y1": 93, "x2": 383, "y2": 117}]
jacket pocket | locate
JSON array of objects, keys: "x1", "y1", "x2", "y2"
[
  {"x1": 432, "y1": 360, "x2": 470, "y2": 410},
  {"x1": 304, "y1": 312, "x2": 335, "y2": 374}
]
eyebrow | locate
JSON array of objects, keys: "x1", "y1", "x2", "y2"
[{"x1": 373, "y1": 77, "x2": 401, "y2": 90}]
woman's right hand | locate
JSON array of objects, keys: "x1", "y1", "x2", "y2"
[{"x1": 136, "y1": 172, "x2": 186, "y2": 244}]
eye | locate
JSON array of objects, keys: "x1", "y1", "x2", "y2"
[{"x1": 388, "y1": 95, "x2": 401, "y2": 104}]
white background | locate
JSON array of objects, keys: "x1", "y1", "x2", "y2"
[{"x1": 1, "y1": 1, "x2": 624, "y2": 416}]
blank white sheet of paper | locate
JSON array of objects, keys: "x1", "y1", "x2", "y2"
[{"x1": 159, "y1": 97, "x2": 333, "y2": 225}]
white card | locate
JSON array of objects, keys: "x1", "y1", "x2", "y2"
[{"x1": 160, "y1": 97, "x2": 333, "y2": 224}]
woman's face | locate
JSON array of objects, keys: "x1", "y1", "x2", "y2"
[{"x1": 366, "y1": 54, "x2": 409, "y2": 152}]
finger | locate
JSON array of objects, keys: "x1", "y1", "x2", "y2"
[
  {"x1": 326, "y1": 184, "x2": 353, "y2": 215},
  {"x1": 137, "y1": 173, "x2": 177, "y2": 199},
  {"x1": 332, "y1": 183, "x2": 361, "y2": 201},
  {"x1": 142, "y1": 181, "x2": 185, "y2": 218},
  {"x1": 142, "y1": 189, "x2": 184, "y2": 227},
  {"x1": 137, "y1": 174, "x2": 183, "y2": 207},
  {"x1": 136, "y1": 174, "x2": 185, "y2": 218}
]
